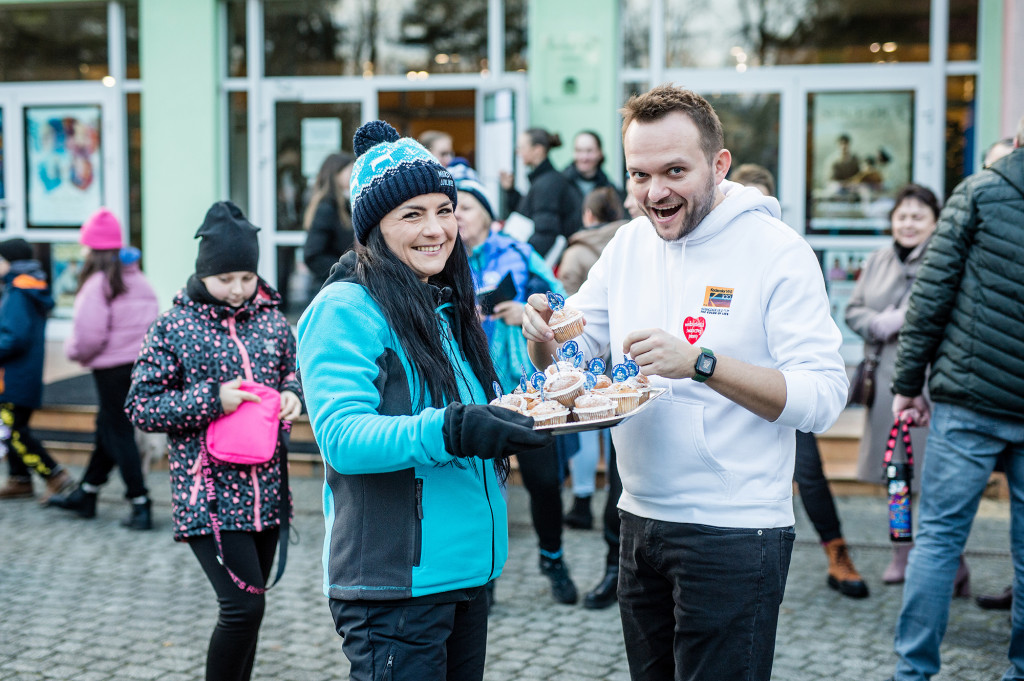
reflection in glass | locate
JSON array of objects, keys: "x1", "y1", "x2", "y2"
[
  {"x1": 805, "y1": 91, "x2": 915, "y2": 235},
  {"x1": 277, "y1": 245, "x2": 313, "y2": 322},
  {"x1": 127, "y1": 94, "x2": 142, "y2": 247},
  {"x1": 227, "y1": 0, "x2": 247, "y2": 78},
  {"x1": 125, "y1": 0, "x2": 140, "y2": 79},
  {"x1": 621, "y1": 0, "x2": 650, "y2": 70},
  {"x1": 264, "y1": 0, "x2": 488, "y2": 77},
  {"x1": 948, "y1": 0, "x2": 978, "y2": 61},
  {"x1": 944, "y1": 75, "x2": 976, "y2": 198},
  {"x1": 664, "y1": 0, "x2": 930, "y2": 68},
  {"x1": 274, "y1": 101, "x2": 361, "y2": 232},
  {"x1": 0, "y1": 4, "x2": 109, "y2": 81},
  {"x1": 504, "y1": 0, "x2": 528, "y2": 71},
  {"x1": 229, "y1": 93, "x2": 249, "y2": 213},
  {"x1": 706, "y1": 93, "x2": 780, "y2": 193}
]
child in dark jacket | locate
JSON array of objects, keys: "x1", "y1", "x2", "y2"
[
  {"x1": 0, "y1": 238, "x2": 74, "y2": 501},
  {"x1": 126, "y1": 201, "x2": 302, "y2": 681}
]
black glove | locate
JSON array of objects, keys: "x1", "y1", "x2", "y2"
[{"x1": 443, "y1": 403, "x2": 553, "y2": 460}]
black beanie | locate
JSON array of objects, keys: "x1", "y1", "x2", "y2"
[
  {"x1": 0, "y1": 238, "x2": 33, "y2": 263},
  {"x1": 194, "y1": 201, "x2": 261, "y2": 277}
]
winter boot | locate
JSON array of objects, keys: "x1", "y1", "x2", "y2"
[
  {"x1": 121, "y1": 498, "x2": 153, "y2": 531},
  {"x1": 47, "y1": 485, "x2": 97, "y2": 518},
  {"x1": 883, "y1": 542, "x2": 913, "y2": 584},
  {"x1": 0, "y1": 477, "x2": 34, "y2": 500},
  {"x1": 583, "y1": 565, "x2": 619, "y2": 609},
  {"x1": 823, "y1": 538, "x2": 869, "y2": 598},
  {"x1": 539, "y1": 555, "x2": 578, "y2": 605},
  {"x1": 564, "y1": 495, "x2": 594, "y2": 530},
  {"x1": 39, "y1": 468, "x2": 75, "y2": 505}
]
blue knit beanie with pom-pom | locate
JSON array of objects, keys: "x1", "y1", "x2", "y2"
[{"x1": 349, "y1": 120, "x2": 457, "y2": 243}]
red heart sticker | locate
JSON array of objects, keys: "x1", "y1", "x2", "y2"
[{"x1": 683, "y1": 316, "x2": 706, "y2": 344}]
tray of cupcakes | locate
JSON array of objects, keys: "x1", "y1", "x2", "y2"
[{"x1": 489, "y1": 294, "x2": 664, "y2": 434}]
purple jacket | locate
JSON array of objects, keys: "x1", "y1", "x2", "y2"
[{"x1": 65, "y1": 264, "x2": 159, "y2": 369}]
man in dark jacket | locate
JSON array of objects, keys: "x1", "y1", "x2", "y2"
[{"x1": 886, "y1": 116, "x2": 1024, "y2": 681}]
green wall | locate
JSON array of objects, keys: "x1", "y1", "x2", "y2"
[
  {"x1": 977, "y1": 0, "x2": 1005, "y2": 152},
  {"x1": 139, "y1": 0, "x2": 222, "y2": 305},
  {"x1": 527, "y1": 0, "x2": 621, "y2": 182}
]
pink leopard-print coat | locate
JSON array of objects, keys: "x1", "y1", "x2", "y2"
[{"x1": 126, "y1": 279, "x2": 301, "y2": 541}]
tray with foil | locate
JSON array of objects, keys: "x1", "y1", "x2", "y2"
[{"x1": 534, "y1": 388, "x2": 666, "y2": 435}]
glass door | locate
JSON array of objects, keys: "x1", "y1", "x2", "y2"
[
  {"x1": 0, "y1": 95, "x2": 9, "y2": 232},
  {"x1": 256, "y1": 79, "x2": 375, "y2": 317}
]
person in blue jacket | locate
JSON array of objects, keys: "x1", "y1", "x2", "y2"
[
  {"x1": 297, "y1": 120, "x2": 551, "y2": 681},
  {"x1": 0, "y1": 238, "x2": 74, "y2": 501}
]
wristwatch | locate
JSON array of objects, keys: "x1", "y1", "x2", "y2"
[{"x1": 692, "y1": 347, "x2": 716, "y2": 383}]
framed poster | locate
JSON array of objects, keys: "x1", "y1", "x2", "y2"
[
  {"x1": 806, "y1": 91, "x2": 914, "y2": 235},
  {"x1": 25, "y1": 105, "x2": 103, "y2": 227},
  {"x1": 50, "y1": 242, "x2": 84, "y2": 312}
]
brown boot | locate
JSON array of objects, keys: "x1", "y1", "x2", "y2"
[
  {"x1": 39, "y1": 469, "x2": 75, "y2": 505},
  {"x1": 0, "y1": 477, "x2": 34, "y2": 499},
  {"x1": 824, "y1": 537, "x2": 869, "y2": 598}
]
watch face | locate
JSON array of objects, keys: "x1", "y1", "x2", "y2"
[{"x1": 697, "y1": 354, "x2": 715, "y2": 374}]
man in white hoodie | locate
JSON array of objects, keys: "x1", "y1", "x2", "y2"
[{"x1": 524, "y1": 85, "x2": 848, "y2": 680}]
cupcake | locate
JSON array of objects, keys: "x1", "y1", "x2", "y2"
[
  {"x1": 549, "y1": 306, "x2": 585, "y2": 343},
  {"x1": 543, "y1": 370, "x2": 586, "y2": 407},
  {"x1": 544, "y1": 361, "x2": 577, "y2": 377},
  {"x1": 573, "y1": 394, "x2": 616, "y2": 421},
  {"x1": 606, "y1": 382, "x2": 642, "y2": 415},
  {"x1": 627, "y1": 374, "x2": 652, "y2": 402},
  {"x1": 593, "y1": 374, "x2": 613, "y2": 391},
  {"x1": 529, "y1": 399, "x2": 570, "y2": 427},
  {"x1": 490, "y1": 393, "x2": 526, "y2": 413}
]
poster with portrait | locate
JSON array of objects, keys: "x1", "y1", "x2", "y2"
[
  {"x1": 25, "y1": 106, "x2": 103, "y2": 227},
  {"x1": 807, "y1": 91, "x2": 914, "y2": 235},
  {"x1": 50, "y1": 242, "x2": 84, "y2": 314}
]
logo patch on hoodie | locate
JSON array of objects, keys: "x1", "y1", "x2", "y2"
[{"x1": 700, "y1": 286, "x2": 733, "y2": 316}]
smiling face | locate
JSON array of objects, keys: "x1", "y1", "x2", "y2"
[
  {"x1": 573, "y1": 133, "x2": 603, "y2": 178},
  {"x1": 201, "y1": 271, "x2": 258, "y2": 307},
  {"x1": 890, "y1": 196, "x2": 937, "y2": 249},
  {"x1": 379, "y1": 193, "x2": 458, "y2": 282},
  {"x1": 624, "y1": 111, "x2": 730, "y2": 241}
]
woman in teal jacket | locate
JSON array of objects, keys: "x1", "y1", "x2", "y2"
[{"x1": 297, "y1": 121, "x2": 549, "y2": 681}]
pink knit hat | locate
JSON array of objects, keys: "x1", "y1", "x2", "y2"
[{"x1": 80, "y1": 208, "x2": 123, "y2": 250}]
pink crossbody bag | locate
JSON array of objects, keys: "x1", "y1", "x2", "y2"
[{"x1": 206, "y1": 380, "x2": 281, "y2": 465}]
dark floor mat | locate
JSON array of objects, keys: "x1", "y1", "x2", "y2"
[{"x1": 43, "y1": 373, "x2": 97, "y2": 406}]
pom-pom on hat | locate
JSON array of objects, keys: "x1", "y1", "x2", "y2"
[
  {"x1": 194, "y1": 201, "x2": 261, "y2": 277},
  {"x1": 350, "y1": 120, "x2": 457, "y2": 243},
  {"x1": 80, "y1": 208, "x2": 124, "y2": 250},
  {"x1": 0, "y1": 238, "x2": 33, "y2": 263},
  {"x1": 455, "y1": 178, "x2": 495, "y2": 221}
]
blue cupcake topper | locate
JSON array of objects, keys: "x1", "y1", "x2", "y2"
[
  {"x1": 571, "y1": 352, "x2": 584, "y2": 368},
  {"x1": 588, "y1": 357, "x2": 606, "y2": 376},
  {"x1": 546, "y1": 291, "x2": 565, "y2": 312},
  {"x1": 492, "y1": 381, "x2": 502, "y2": 399},
  {"x1": 624, "y1": 355, "x2": 640, "y2": 377},
  {"x1": 583, "y1": 372, "x2": 597, "y2": 390},
  {"x1": 611, "y1": 362, "x2": 629, "y2": 383},
  {"x1": 530, "y1": 371, "x2": 547, "y2": 391},
  {"x1": 559, "y1": 340, "x2": 579, "y2": 360},
  {"x1": 519, "y1": 364, "x2": 529, "y2": 393}
]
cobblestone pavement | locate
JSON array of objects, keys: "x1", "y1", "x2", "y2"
[{"x1": 0, "y1": 468, "x2": 1014, "y2": 681}]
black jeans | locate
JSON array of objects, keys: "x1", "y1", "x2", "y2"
[
  {"x1": 82, "y1": 364, "x2": 148, "y2": 499},
  {"x1": 618, "y1": 511, "x2": 794, "y2": 681},
  {"x1": 189, "y1": 528, "x2": 280, "y2": 681},
  {"x1": 2, "y1": 403, "x2": 61, "y2": 479},
  {"x1": 515, "y1": 442, "x2": 563, "y2": 555},
  {"x1": 792, "y1": 430, "x2": 842, "y2": 543},
  {"x1": 601, "y1": 442, "x2": 622, "y2": 566},
  {"x1": 330, "y1": 590, "x2": 489, "y2": 681}
]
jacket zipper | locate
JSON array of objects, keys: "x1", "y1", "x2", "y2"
[
  {"x1": 225, "y1": 315, "x2": 255, "y2": 382},
  {"x1": 413, "y1": 478, "x2": 423, "y2": 567}
]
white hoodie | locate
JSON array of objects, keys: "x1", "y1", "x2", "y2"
[{"x1": 568, "y1": 181, "x2": 848, "y2": 528}]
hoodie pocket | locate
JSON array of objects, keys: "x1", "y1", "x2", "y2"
[{"x1": 413, "y1": 478, "x2": 424, "y2": 567}]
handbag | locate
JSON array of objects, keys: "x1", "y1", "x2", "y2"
[
  {"x1": 207, "y1": 381, "x2": 281, "y2": 465},
  {"x1": 847, "y1": 344, "x2": 882, "y2": 407}
]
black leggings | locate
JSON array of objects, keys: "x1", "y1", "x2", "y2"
[
  {"x1": 82, "y1": 364, "x2": 148, "y2": 499},
  {"x1": 793, "y1": 430, "x2": 842, "y2": 543},
  {"x1": 2, "y1": 403, "x2": 62, "y2": 479},
  {"x1": 515, "y1": 442, "x2": 563, "y2": 555},
  {"x1": 188, "y1": 528, "x2": 279, "y2": 681}
]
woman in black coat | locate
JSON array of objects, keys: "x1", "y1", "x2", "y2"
[{"x1": 303, "y1": 152, "x2": 355, "y2": 296}]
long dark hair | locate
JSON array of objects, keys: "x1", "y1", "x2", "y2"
[
  {"x1": 357, "y1": 225, "x2": 509, "y2": 481},
  {"x1": 77, "y1": 249, "x2": 126, "y2": 299},
  {"x1": 303, "y1": 152, "x2": 355, "y2": 230}
]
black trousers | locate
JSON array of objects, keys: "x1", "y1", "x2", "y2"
[
  {"x1": 515, "y1": 442, "x2": 563, "y2": 554},
  {"x1": 330, "y1": 590, "x2": 489, "y2": 681},
  {"x1": 189, "y1": 528, "x2": 280, "y2": 681},
  {"x1": 793, "y1": 430, "x2": 842, "y2": 543},
  {"x1": 2, "y1": 403, "x2": 61, "y2": 479},
  {"x1": 81, "y1": 364, "x2": 148, "y2": 499},
  {"x1": 601, "y1": 442, "x2": 622, "y2": 566}
]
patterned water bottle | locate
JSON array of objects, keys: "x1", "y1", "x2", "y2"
[{"x1": 885, "y1": 417, "x2": 914, "y2": 543}]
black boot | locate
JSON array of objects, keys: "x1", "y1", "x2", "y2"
[
  {"x1": 584, "y1": 565, "x2": 619, "y2": 609},
  {"x1": 121, "y1": 499, "x2": 152, "y2": 531},
  {"x1": 564, "y1": 495, "x2": 593, "y2": 530},
  {"x1": 539, "y1": 555, "x2": 578, "y2": 604},
  {"x1": 47, "y1": 486, "x2": 97, "y2": 518}
]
